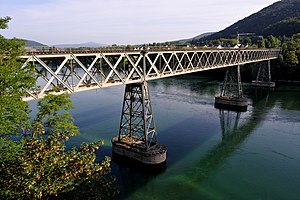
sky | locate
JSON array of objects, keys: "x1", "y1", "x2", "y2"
[{"x1": 0, "y1": 0, "x2": 279, "y2": 45}]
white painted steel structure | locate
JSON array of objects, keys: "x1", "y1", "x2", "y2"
[{"x1": 21, "y1": 48, "x2": 280, "y2": 100}]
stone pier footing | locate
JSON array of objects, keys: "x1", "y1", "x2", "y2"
[
  {"x1": 215, "y1": 96, "x2": 248, "y2": 112},
  {"x1": 251, "y1": 80, "x2": 275, "y2": 88},
  {"x1": 111, "y1": 136, "x2": 167, "y2": 166}
]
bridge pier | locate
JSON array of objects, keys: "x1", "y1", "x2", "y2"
[
  {"x1": 252, "y1": 60, "x2": 275, "y2": 88},
  {"x1": 215, "y1": 65, "x2": 248, "y2": 111},
  {"x1": 112, "y1": 82, "x2": 167, "y2": 165}
]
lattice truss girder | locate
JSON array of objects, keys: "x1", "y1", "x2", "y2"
[
  {"x1": 21, "y1": 49, "x2": 280, "y2": 99},
  {"x1": 118, "y1": 82, "x2": 157, "y2": 150}
]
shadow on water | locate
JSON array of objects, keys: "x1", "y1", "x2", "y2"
[
  {"x1": 272, "y1": 87, "x2": 300, "y2": 111},
  {"x1": 249, "y1": 84, "x2": 300, "y2": 112}
]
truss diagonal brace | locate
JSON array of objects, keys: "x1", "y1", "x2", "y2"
[
  {"x1": 125, "y1": 54, "x2": 143, "y2": 81},
  {"x1": 71, "y1": 55, "x2": 102, "y2": 88},
  {"x1": 102, "y1": 54, "x2": 125, "y2": 84},
  {"x1": 33, "y1": 55, "x2": 73, "y2": 93},
  {"x1": 40, "y1": 57, "x2": 69, "y2": 95}
]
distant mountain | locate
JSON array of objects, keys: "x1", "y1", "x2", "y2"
[
  {"x1": 197, "y1": 0, "x2": 300, "y2": 41},
  {"x1": 54, "y1": 42, "x2": 107, "y2": 48},
  {"x1": 176, "y1": 32, "x2": 215, "y2": 43},
  {"x1": 24, "y1": 40, "x2": 47, "y2": 47},
  {"x1": 191, "y1": 32, "x2": 216, "y2": 41}
]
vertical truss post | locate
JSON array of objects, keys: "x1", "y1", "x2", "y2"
[
  {"x1": 112, "y1": 47, "x2": 166, "y2": 166},
  {"x1": 237, "y1": 65, "x2": 243, "y2": 98},
  {"x1": 215, "y1": 65, "x2": 248, "y2": 111},
  {"x1": 268, "y1": 60, "x2": 271, "y2": 82},
  {"x1": 252, "y1": 60, "x2": 275, "y2": 88},
  {"x1": 220, "y1": 69, "x2": 229, "y2": 97},
  {"x1": 142, "y1": 48, "x2": 148, "y2": 148}
]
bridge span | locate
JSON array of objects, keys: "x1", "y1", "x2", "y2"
[{"x1": 21, "y1": 48, "x2": 280, "y2": 100}]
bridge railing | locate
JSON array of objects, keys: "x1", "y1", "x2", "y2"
[{"x1": 21, "y1": 48, "x2": 281, "y2": 101}]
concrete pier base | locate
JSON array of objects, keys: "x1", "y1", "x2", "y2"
[
  {"x1": 252, "y1": 81, "x2": 275, "y2": 88},
  {"x1": 215, "y1": 96, "x2": 248, "y2": 111},
  {"x1": 111, "y1": 136, "x2": 167, "y2": 166}
]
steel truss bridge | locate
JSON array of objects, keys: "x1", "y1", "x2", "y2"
[
  {"x1": 20, "y1": 47, "x2": 281, "y2": 163},
  {"x1": 21, "y1": 48, "x2": 280, "y2": 101}
]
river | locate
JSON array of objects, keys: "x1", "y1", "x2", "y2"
[{"x1": 29, "y1": 73, "x2": 300, "y2": 200}]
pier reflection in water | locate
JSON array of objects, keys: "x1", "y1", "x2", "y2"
[{"x1": 29, "y1": 74, "x2": 300, "y2": 200}]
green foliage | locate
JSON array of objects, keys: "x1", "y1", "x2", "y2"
[
  {"x1": 272, "y1": 33, "x2": 300, "y2": 81},
  {"x1": 285, "y1": 34, "x2": 300, "y2": 59},
  {"x1": 283, "y1": 33, "x2": 300, "y2": 65},
  {"x1": 0, "y1": 16, "x2": 11, "y2": 29},
  {"x1": 193, "y1": 35, "x2": 282, "y2": 49},
  {"x1": 1, "y1": 94, "x2": 117, "y2": 200},
  {"x1": 35, "y1": 94, "x2": 78, "y2": 140},
  {"x1": 243, "y1": 37, "x2": 252, "y2": 46},
  {"x1": 0, "y1": 17, "x2": 117, "y2": 199},
  {"x1": 0, "y1": 17, "x2": 35, "y2": 135},
  {"x1": 257, "y1": 37, "x2": 266, "y2": 48},
  {"x1": 285, "y1": 50, "x2": 298, "y2": 65},
  {"x1": 266, "y1": 35, "x2": 281, "y2": 48}
]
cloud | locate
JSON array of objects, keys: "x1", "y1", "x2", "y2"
[{"x1": 1, "y1": 0, "x2": 278, "y2": 45}]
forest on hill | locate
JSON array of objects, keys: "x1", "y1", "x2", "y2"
[{"x1": 194, "y1": 0, "x2": 300, "y2": 43}]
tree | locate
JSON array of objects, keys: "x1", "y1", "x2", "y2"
[
  {"x1": 280, "y1": 33, "x2": 300, "y2": 80},
  {"x1": 0, "y1": 16, "x2": 11, "y2": 29},
  {"x1": 258, "y1": 37, "x2": 266, "y2": 48},
  {"x1": 265, "y1": 35, "x2": 281, "y2": 48},
  {"x1": 243, "y1": 37, "x2": 252, "y2": 46},
  {"x1": 0, "y1": 17, "x2": 35, "y2": 135},
  {"x1": 0, "y1": 16, "x2": 35, "y2": 197},
  {"x1": 0, "y1": 17, "x2": 117, "y2": 199},
  {"x1": 283, "y1": 34, "x2": 300, "y2": 65},
  {"x1": 1, "y1": 94, "x2": 116, "y2": 199}
]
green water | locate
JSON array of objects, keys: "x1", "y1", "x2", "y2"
[{"x1": 29, "y1": 74, "x2": 300, "y2": 199}]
